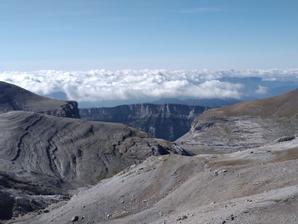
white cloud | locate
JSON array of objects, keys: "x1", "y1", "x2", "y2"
[
  {"x1": 0, "y1": 69, "x2": 297, "y2": 103},
  {"x1": 255, "y1": 85, "x2": 268, "y2": 95}
]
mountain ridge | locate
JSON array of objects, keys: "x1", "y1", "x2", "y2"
[
  {"x1": 199, "y1": 88, "x2": 298, "y2": 118},
  {"x1": 178, "y1": 88, "x2": 298, "y2": 154},
  {"x1": 0, "y1": 81, "x2": 80, "y2": 118}
]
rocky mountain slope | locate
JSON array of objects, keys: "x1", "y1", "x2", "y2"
[
  {"x1": 178, "y1": 88, "x2": 298, "y2": 154},
  {"x1": 80, "y1": 104, "x2": 205, "y2": 141},
  {"x1": 2, "y1": 85, "x2": 298, "y2": 224},
  {"x1": 0, "y1": 111, "x2": 188, "y2": 221},
  {"x1": 11, "y1": 136, "x2": 298, "y2": 224},
  {"x1": 0, "y1": 81, "x2": 79, "y2": 118}
]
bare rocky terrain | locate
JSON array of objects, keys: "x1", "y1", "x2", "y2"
[
  {"x1": 178, "y1": 89, "x2": 298, "y2": 154},
  {"x1": 1, "y1": 82, "x2": 298, "y2": 224},
  {"x1": 0, "y1": 111, "x2": 188, "y2": 221},
  {"x1": 9, "y1": 137, "x2": 298, "y2": 224}
]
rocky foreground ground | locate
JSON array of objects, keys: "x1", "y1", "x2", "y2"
[
  {"x1": 0, "y1": 111, "x2": 188, "y2": 222},
  {"x1": 7, "y1": 136, "x2": 298, "y2": 224}
]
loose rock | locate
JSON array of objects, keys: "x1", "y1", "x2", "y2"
[
  {"x1": 71, "y1": 216, "x2": 79, "y2": 222},
  {"x1": 177, "y1": 215, "x2": 188, "y2": 221}
]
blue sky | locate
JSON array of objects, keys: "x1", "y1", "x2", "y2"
[{"x1": 0, "y1": 0, "x2": 298, "y2": 70}]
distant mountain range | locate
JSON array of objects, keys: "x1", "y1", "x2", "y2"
[{"x1": 80, "y1": 104, "x2": 206, "y2": 141}]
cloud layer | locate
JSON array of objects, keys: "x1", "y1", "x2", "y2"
[{"x1": 0, "y1": 69, "x2": 297, "y2": 103}]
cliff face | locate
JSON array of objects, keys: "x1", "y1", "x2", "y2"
[
  {"x1": 40, "y1": 100, "x2": 80, "y2": 118},
  {"x1": 80, "y1": 104, "x2": 206, "y2": 141},
  {"x1": 0, "y1": 81, "x2": 80, "y2": 118}
]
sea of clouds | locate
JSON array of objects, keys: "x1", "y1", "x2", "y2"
[{"x1": 0, "y1": 69, "x2": 297, "y2": 102}]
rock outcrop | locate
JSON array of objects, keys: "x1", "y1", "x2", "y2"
[
  {"x1": 0, "y1": 111, "x2": 189, "y2": 220},
  {"x1": 178, "y1": 88, "x2": 298, "y2": 154},
  {"x1": 80, "y1": 104, "x2": 206, "y2": 141},
  {"x1": 0, "y1": 81, "x2": 80, "y2": 118}
]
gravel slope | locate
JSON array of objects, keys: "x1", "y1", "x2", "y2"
[
  {"x1": 0, "y1": 111, "x2": 189, "y2": 221},
  {"x1": 178, "y1": 89, "x2": 298, "y2": 154},
  {"x1": 10, "y1": 138, "x2": 298, "y2": 224}
]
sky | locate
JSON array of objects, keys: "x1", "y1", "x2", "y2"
[
  {"x1": 0, "y1": 1, "x2": 298, "y2": 107},
  {"x1": 0, "y1": 0, "x2": 298, "y2": 70}
]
